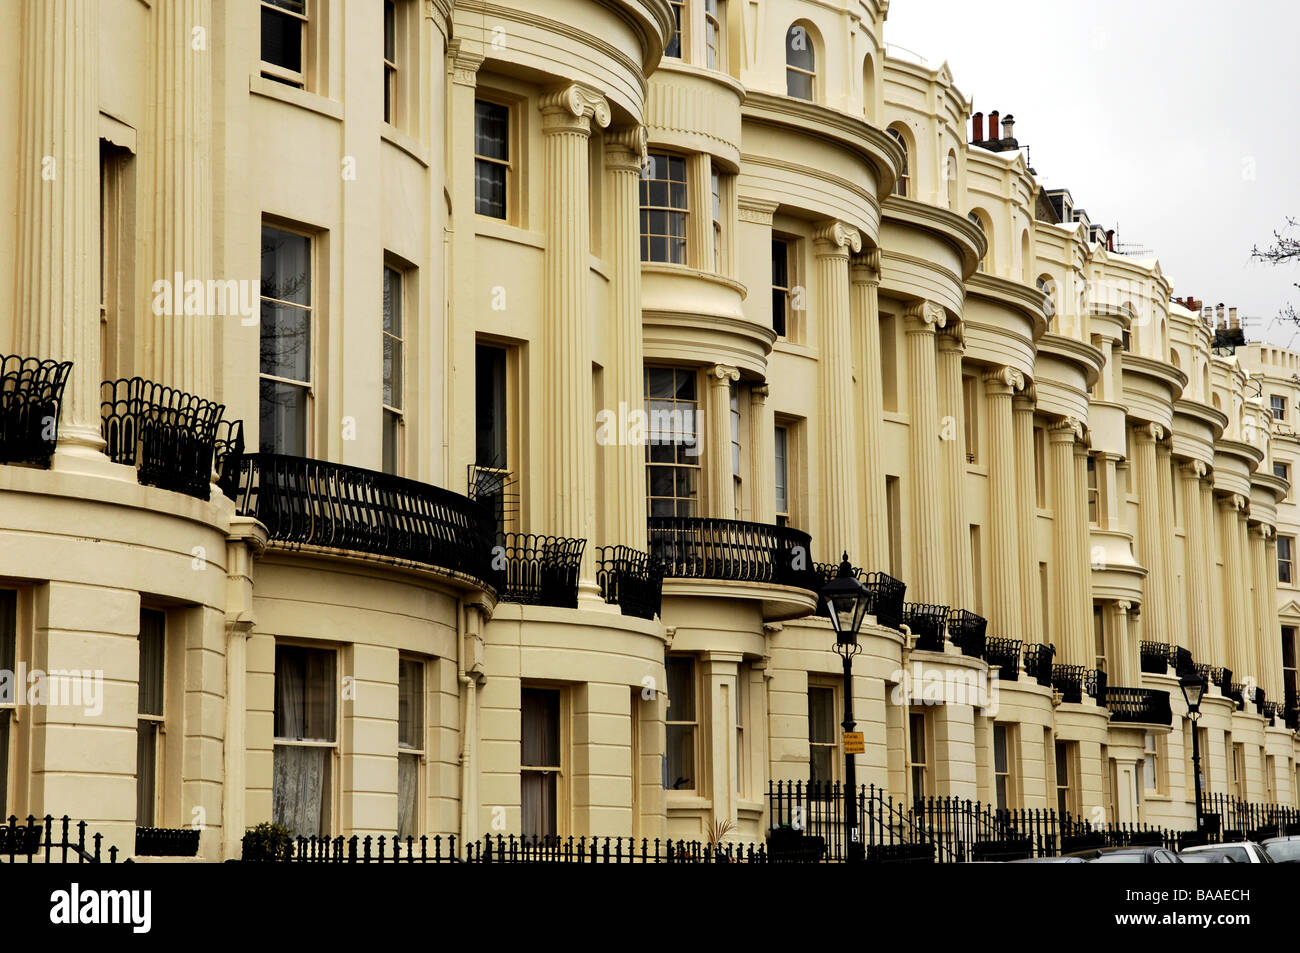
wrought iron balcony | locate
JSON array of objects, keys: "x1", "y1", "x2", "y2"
[
  {"x1": 948, "y1": 610, "x2": 987, "y2": 658},
  {"x1": 1052, "y1": 664, "x2": 1106, "y2": 704},
  {"x1": 983, "y1": 637, "x2": 1022, "y2": 681},
  {"x1": 1139, "y1": 641, "x2": 1171, "y2": 674},
  {"x1": 1195, "y1": 664, "x2": 1233, "y2": 697},
  {"x1": 227, "y1": 453, "x2": 494, "y2": 583},
  {"x1": 595, "y1": 545, "x2": 663, "y2": 620},
  {"x1": 1286, "y1": 690, "x2": 1299, "y2": 731},
  {"x1": 1105, "y1": 687, "x2": 1173, "y2": 725},
  {"x1": 0, "y1": 354, "x2": 72, "y2": 468},
  {"x1": 646, "y1": 516, "x2": 819, "y2": 591},
  {"x1": 902, "y1": 603, "x2": 950, "y2": 652},
  {"x1": 810, "y1": 560, "x2": 906, "y2": 630},
  {"x1": 101, "y1": 377, "x2": 232, "y2": 500},
  {"x1": 1022, "y1": 643, "x2": 1055, "y2": 686},
  {"x1": 491, "y1": 533, "x2": 585, "y2": 608},
  {"x1": 1228, "y1": 681, "x2": 1247, "y2": 711}
]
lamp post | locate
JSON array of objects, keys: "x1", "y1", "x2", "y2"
[
  {"x1": 1180, "y1": 674, "x2": 1206, "y2": 833},
  {"x1": 821, "y1": 553, "x2": 871, "y2": 864}
]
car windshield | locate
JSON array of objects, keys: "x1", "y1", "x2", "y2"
[
  {"x1": 1192, "y1": 846, "x2": 1249, "y2": 863},
  {"x1": 1264, "y1": 841, "x2": 1300, "y2": 862},
  {"x1": 1091, "y1": 853, "x2": 1146, "y2": 863}
]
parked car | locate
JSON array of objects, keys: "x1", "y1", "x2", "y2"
[
  {"x1": 1179, "y1": 852, "x2": 1235, "y2": 863},
  {"x1": 1261, "y1": 836, "x2": 1300, "y2": 863},
  {"x1": 1008, "y1": 856, "x2": 1086, "y2": 863},
  {"x1": 1064, "y1": 846, "x2": 1182, "y2": 863},
  {"x1": 1180, "y1": 841, "x2": 1273, "y2": 864}
]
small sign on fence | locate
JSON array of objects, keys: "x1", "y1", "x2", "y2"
[{"x1": 843, "y1": 731, "x2": 865, "y2": 754}]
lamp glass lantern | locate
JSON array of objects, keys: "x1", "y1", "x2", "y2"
[
  {"x1": 822, "y1": 554, "x2": 870, "y2": 649},
  {"x1": 1179, "y1": 674, "x2": 1205, "y2": 714}
]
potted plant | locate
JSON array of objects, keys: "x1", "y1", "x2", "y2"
[{"x1": 241, "y1": 822, "x2": 294, "y2": 862}]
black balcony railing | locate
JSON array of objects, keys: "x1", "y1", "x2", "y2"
[
  {"x1": 0, "y1": 355, "x2": 73, "y2": 468},
  {"x1": 595, "y1": 545, "x2": 662, "y2": 620},
  {"x1": 1051, "y1": 664, "x2": 1088, "y2": 703},
  {"x1": 1195, "y1": 664, "x2": 1232, "y2": 697},
  {"x1": 1104, "y1": 687, "x2": 1173, "y2": 725},
  {"x1": 1228, "y1": 681, "x2": 1247, "y2": 711},
  {"x1": 948, "y1": 610, "x2": 987, "y2": 658},
  {"x1": 489, "y1": 533, "x2": 585, "y2": 608},
  {"x1": 646, "y1": 516, "x2": 818, "y2": 591},
  {"x1": 227, "y1": 453, "x2": 494, "y2": 583},
  {"x1": 214, "y1": 419, "x2": 245, "y2": 498},
  {"x1": 983, "y1": 637, "x2": 1022, "y2": 681},
  {"x1": 810, "y1": 561, "x2": 906, "y2": 630},
  {"x1": 101, "y1": 377, "x2": 229, "y2": 499},
  {"x1": 902, "y1": 603, "x2": 950, "y2": 652},
  {"x1": 1022, "y1": 643, "x2": 1055, "y2": 686},
  {"x1": 1086, "y1": 668, "x2": 1108, "y2": 705},
  {"x1": 1286, "y1": 689, "x2": 1299, "y2": 731},
  {"x1": 1139, "y1": 641, "x2": 1171, "y2": 674},
  {"x1": 135, "y1": 826, "x2": 201, "y2": 857}
]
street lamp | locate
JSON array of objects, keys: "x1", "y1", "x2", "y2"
[
  {"x1": 822, "y1": 553, "x2": 871, "y2": 863},
  {"x1": 1179, "y1": 674, "x2": 1206, "y2": 833}
]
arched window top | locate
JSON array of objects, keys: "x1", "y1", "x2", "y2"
[
  {"x1": 1036, "y1": 274, "x2": 1057, "y2": 320},
  {"x1": 862, "y1": 54, "x2": 877, "y2": 122},
  {"x1": 945, "y1": 149, "x2": 958, "y2": 208},
  {"x1": 1170, "y1": 349, "x2": 1181, "y2": 369},
  {"x1": 1212, "y1": 392, "x2": 1223, "y2": 411},
  {"x1": 968, "y1": 209, "x2": 991, "y2": 270},
  {"x1": 786, "y1": 23, "x2": 817, "y2": 101},
  {"x1": 887, "y1": 126, "x2": 910, "y2": 197}
]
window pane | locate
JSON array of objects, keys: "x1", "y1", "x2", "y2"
[
  {"x1": 273, "y1": 744, "x2": 330, "y2": 837},
  {"x1": 274, "y1": 646, "x2": 336, "y2": 742},
  {"x1": 383, "y1": 0, "x2": 396, "y2": 62},
  {"x1": 475, "y1": 345, "x2": 508, "y2": 467},
  {"x1": 261, "y1": 7, "x2": 303, "y2": 74},
  {"x1": 521, "y1": 770, "x2": 557, "y2": 838},
  {"x1": 810, "y1": 743, "x2": 833, "y2": 785},
  {"x1": 136, "y1": 721, "x2": 157, "y2": 826},
  {"x1": 382, "y1": 409, "x2": 401, "y2": 475},
  {"x1": 398, "y1": 752, "x2": 419, "y2": 839},
  {"x1": 0, "y1": 590, "x2": 15, "y2": 673},
  {"x1": 383, "y1": 266, "x2": 402, "y2": 336},
  {"x1": 786, "y1": 25, "x2": 814, "y2": 71},
  {"x1": 261, "y1": 227, "x2": 311, "y2": 305},
  {"x1": 665, "y1": 657, "x2": 695, "y2": 721},
  {"x1": 0, "y1": 709, "x2": 8, "y2": 816},
  {"x1": 260, "y1": 302, "x2": 311, "y2": 381},
  {"x1": 993, "y1": 725, "x2": 1008, "y2": 774},
  {"x1": 474, "y1": 101, "x2": 510, "y2": 161},
  {"x1": 808, "y1": 687, "x2": 835, "y2": 744},
  {"x1": 521, "y1": 688, "x2": 560, "y2": 767},
  {"x1": 138, "y1": 609, "x2": 165, "y2": 717},
  {"x1": 474, "y1": 161, "x2": 507, "y2": 219},
  {"x1": 774, "y1": 427, "x2": 789, "y2": 513},
  {"x1": 664, "y1": 725, "x2": 695, "y2": 789},
  {"x1": 259, "y1": 379, "x2": 307, "y2": 455},
  {"x1": 398, "y1": 658, "x2": 423, "y2": 750}
]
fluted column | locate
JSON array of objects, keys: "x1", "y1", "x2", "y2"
[
  {"x1": 706, "y1": 365, "x2": 739, "y2": 518},
  {"x1": 814, "y1": 221, "x2": 863, "y2": 562},
  {"x1": 145, "y1": 0, "x2": 214, "y2": 397},
  {"x1": 904, "y1": 302, "x2": 948, "y2": 603},
  {"x1": 851, "y1": 251, "x2": 889, "y2": 571},
  {"x1": 1249, "y1": 524, "x2": 1273, "y2": 703},
  {"x1": 1013, "y1": 389, "x2": 1042, "y2": 640},
  {"x1": 937, "y1": 328, "x2": 972, "y2": 609},
  {"x1": 1155, "y1": 441, "x2": 1178, "y2": 647},
  {"x1": 985, "y1": 367, "x2": 1025, "y2": 639},
  {"x1": 1073, "y1": 438, "x2": 1092, "y2": 656},
  {"x1": 1264, "y1": 532, "x2": 1285, "y2": 702},
  {"x1": 1131, "y1": 424, "x2": 1169, "y2": 642},
  {"x1": 1202, "y1": 478, "x2": 1228, "y2": 666},
  {"x1": 539, "y1": 86, "x2": 610, "y2": 584},
  {"x1": 749, "y1": 385, "x2": 775, "y2": 524},
  {"x1": 1179, "y1": 461, "x2": 1213, "y2": 663},
  {"x1": 1111, "y1": 600, "x2": 1136, "y2": 687},
  {"x1": 1217, "y1": 495, "x2": 1249, "y2": 678},
  {"x1": 14, "y1": 0, "x2": 102, "y2": 448},
  {"x1": 1049, "y1": 418, "x2": 1087, "y2": 665},
  {"x1": 603, "y1": 125, "x2": 649, "y2": 551}
]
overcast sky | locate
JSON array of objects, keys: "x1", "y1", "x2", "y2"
[{"x1": 883, "y1": 0, "x2": 1300, "y2": 346}]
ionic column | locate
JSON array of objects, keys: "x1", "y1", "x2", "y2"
[
  {"x1": 1131, "y1": 424, "x2": 1169, "y2": 642},
  {"x1": 1049, "y1": 418, "x2": 1087, "y2": 665},
  {"x1": 1202, "y1": 477, "x2": 1228, "y2": 666},
  {"x1": 603, "y1": 125, "x2": 649, "y2": 551},
  {"x1": 1264, "y1": 531, "x2": 1285, "y2": 702},
  {"x1": 1155, "y1": 441, "x2": 1178, "y2": 648},
  {"x1": 904, "y1": 302, "x2": 948, "y2": 602},
  {"x1": 1217, "y1": 495, "x2": 1249, "y2": 678},
  {"x1": 146, "y1": 0, "x2": 215, "y2": 398},
  {"x1": 814, "y1": 220, "x2": 863, "y2": 562},
  {"x1": 937, "y1": 327, "x2": 972, "y2": 609},
  {"x1": 1013, "y1": 389, "x2": 1042, "y2": 641},
  {"x1": 749, "y1": 385, "x2": 776, "y2": 524},
  {"x1": 984, "y1": 367, "x2": 1025, "y2": 639},
  {"x1": 539, "y1": 86, "x2": 610, "y2": 586},
  {"x1": 14, "y1": 0, "x2": 103, "y2": 449},
  {"x1": 1249, "y1": 524, "x2": 1273, "y2": 703},
  {"x1": 851, "y1": 251, "x2": 889, "y2": 571},
  {"x1": 1179, "y1": 461, "x2": 1213, "y2": 664},
  {"x1": 1236, "y1": 511, "x2": 1258, "y2": 687},
  {"x1": 706, "y1": 365, "x2": 739, "y2": 518},
  {"x1": 1111, "y1": 600, "x2": 1136, "y2": 687}
]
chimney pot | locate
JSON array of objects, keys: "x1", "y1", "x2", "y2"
[
  {"x1": 1002, "y1": 114, "x2": 1015, "y2": 140},
  {"x1": 973, "y1": 111, "x2": 984, "y2": 142},
  {"x1": 989, "y1": 110, "x2": 1000, "y2": 141},
  {"x1": 1230, "y1": 307, "x2": 1239, "y2": 329}
]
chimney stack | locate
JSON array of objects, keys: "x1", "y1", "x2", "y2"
[
  {"x1": 1217, "y1": 303, "x2": 1226, "y2": 329},
  {"x1": 973, "y1": 111, "x2": 984, "y2": 142},
  {"x1": 989, "y1": 110, "x2": 999, "y2": 141},
  {"x1": 1002, "y1": 114, "x2": 1015, "y2": 140},
  {"x1": 1230, "y1": 307, "x2": 1239, "y2": 329}
]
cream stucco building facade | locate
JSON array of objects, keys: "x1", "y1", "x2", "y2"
[{"x1": 0, "y1": 0, "x2": 1296, "y2": 861}]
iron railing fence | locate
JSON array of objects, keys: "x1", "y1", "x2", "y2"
[
  {"x1": 1022, "y1": 643, "x2": 1055, "y2": 686},
  {"x1": 809, "y1": 562, "x2": 907, "y2": 632},
  {"x1": 227, "y1": 453, "x2": 495, "y2": 584},
  {"x1": 1, "y1": 815, "x2": 123, "y2": 863},
  {"x1": 646, "y1": 516, "x2": 818, "y2": 591},
  {"x1": 595, "y1": 545, "x2": 663, "y2": 620},
  {"x1": 1200, "y1": 794, "x2": 1300, "y2": 842},
  {"x1": 1104, "y1": 687, "x2": 1173, "y2": 725},
  {"x1": 983, "y1": 637, "x2": 1022, "y2": 681},
  {"x1": 902, "y1": 602, "x2": 950, "y2": 652},
  {"x1": 1195, "y1": 664, "x2": 1233, "y2": 697},
  {"x1": 947, "y1": 610, "x2": 987, "y2": 658},
  {"x1": 100, "y1": 377, "x2": 228, "y2": 499},
  {"x1": 0, "y1": 354, "x2": 72, "y2": 467},
  {"x1": 1139, "y1": 641, "x2": 1172, "y2": 674},
  {"x1": 489, "y1": 532, "x2": 585, "y2": 608}
]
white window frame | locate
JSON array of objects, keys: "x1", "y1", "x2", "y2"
[{"x1": 260, "y1": 0, "x2": 309, "y2": 89}]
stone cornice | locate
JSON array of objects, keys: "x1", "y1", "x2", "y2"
[
  {"x1": 1121, "y1": 353, "x2": 1189, "y2": 399},
  {"x1": 1035, "y1": 332, "x2": 1105, "y2": 391},
  {"x1": 1215, "y1": 438, "x2": 1265, "y2": 471},
  {"x1": 881, "y1": 195, "x2": 986, "y2": 280},
  {"x1": 1172, "y1": 398, "x2": 1230, "y2": 441},
  {"x1": 964, "y1": 271, "x2": 1049, "y2": 340},
  {"x1": 741, "y1": 90, "x2": 904, "y2": 199}
]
